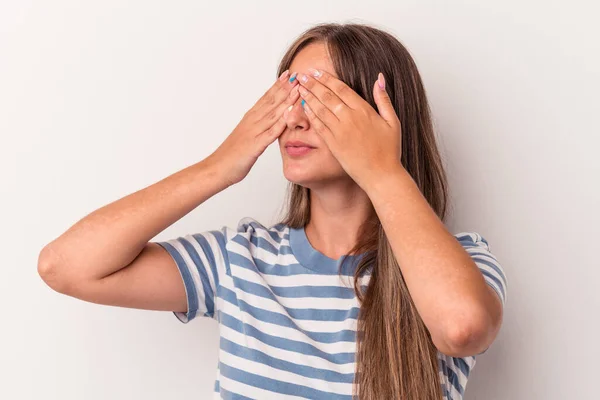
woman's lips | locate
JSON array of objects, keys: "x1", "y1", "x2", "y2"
[{"x1": 285, "y1": 146, "x2": 314, "y2": 156}]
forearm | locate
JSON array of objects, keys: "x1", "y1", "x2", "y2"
[
  {"x1": 364, "y1": 165, "x2": 500, "y2": 350},
  {"x1": 39, "y1": 155, "x2": 231, "y2": 282}
]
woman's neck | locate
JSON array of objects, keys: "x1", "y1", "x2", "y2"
[{"x1": 305, "y1": 181, "x2": 374, "y2": 259}]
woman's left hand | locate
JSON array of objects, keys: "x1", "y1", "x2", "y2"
[{"x1": 297, "y1": 68, "x2": 403, "y2": 190}]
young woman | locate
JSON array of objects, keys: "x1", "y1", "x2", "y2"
[{"x1": 38, "y1": 23, "x2": 507, "y2": 400}]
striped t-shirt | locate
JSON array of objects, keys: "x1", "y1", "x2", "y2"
[{"x1": 157, "y1": 217, "x2": 507, "y2": 400}]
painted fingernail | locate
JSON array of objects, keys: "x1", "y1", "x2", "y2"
[
  {"x1": 289, "y1": 72, "x2": 298, "y2": 83},
  {"x1": 288, "y1": 105, "x2": 293, "y2": 112},
  {"x1": 300, "y1": 74, "x2": 308, "y2": 83},
  {"x1": 303, "y1": 102, "x2": 311, "y2": 114},
  {"x1": 308, "y1": 68, "x2": 322, "y2": 78},
  {"x1": 301, "y1": 99, "x2": 306, "y2": 108},
  {"x1": 378, "y1": 72, "x2": 385, "y2": 90},
  {"x1": 279, "y1": 70, "x2": 290, "y2": 81}
]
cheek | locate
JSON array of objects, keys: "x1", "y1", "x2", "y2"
[{"x1": 318, "y1": 147, "x2": 339, "y2": 165}]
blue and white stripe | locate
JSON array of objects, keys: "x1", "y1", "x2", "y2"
[{"x1": 157, "y1": 217, "x2": 507, "y2": 399}]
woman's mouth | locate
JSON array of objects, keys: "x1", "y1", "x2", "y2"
[{"x1": 285, "y1": 146, "x2": 314, "y2": 157}]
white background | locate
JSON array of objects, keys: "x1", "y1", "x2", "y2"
[{"x1": 1, "y1": 1, "x2": 598, "y2": 399}]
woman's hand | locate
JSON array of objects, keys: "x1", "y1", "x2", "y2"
[
  {"x1": 296, "y1": 68, "x2": 403, "y2": 191},
  {"x1": 208, "y1": 70, "x2": 300, "y2": 186}
]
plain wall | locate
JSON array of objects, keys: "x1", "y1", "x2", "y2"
[{"x1": 1, "y1": 1, "x2": 598, "y2": 399}]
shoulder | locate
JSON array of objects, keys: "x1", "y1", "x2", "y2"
[
  {"x1": 453, "y1": 230, "x2": 507, "y2": 306},
  {"x1": 453, "y1": 231, "x2": 491, "y2": 251},
  {"x1": 236, "y1": 217, "x2": 287, "y2": 237},
  {"x1": 205, "y1": 217, "x2": 285, "y2": 240},
  {"x1": 452, "y1": 231, "x2": 502, "y2": 273},
  {"x1": 452, "y1": 231, "x2": 503, "y2": 271},
  {"x1": 224, "y1": 217, "x2": 289, "y2": 252}
]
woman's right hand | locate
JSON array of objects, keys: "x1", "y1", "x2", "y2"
[{"x1": 208, "y1": 70, "x2": 300, "y2": 186}]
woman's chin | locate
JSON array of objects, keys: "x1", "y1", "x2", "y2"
[
  {"x1": 283, "y1": 168, "x2": 342, "y2": 187},
  {"x1": 283, "y1": 171, "x2": 311, "y2": 185},
  {"x1": 283, "y1": 168, "x2": 319, "y2": 186}
]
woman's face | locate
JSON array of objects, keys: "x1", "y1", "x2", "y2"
[{"x1": 278, "y1": 42, "x2": 349, "y2": 188}]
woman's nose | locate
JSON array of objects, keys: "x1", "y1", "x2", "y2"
[{"x1": 284, "y1": 97, "x2": 310, "y2": 131}]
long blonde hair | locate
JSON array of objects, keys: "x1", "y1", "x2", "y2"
[{"x1": 277, "y1": 23, "x2": 449, "y2": 399}]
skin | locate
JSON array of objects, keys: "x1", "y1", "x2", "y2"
[{"x1": 279, "y1": 42, "x2": 503, "y2": 357}]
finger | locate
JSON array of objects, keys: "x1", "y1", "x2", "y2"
[
  {"x1": 258, "y1": 114, "x2": 288, "y2": 147},
  {"x1": 276, "y1": 84, "x2": 300, "y2": 119},
  {"x1": 373, "y1": 73, "x2": 400, "y2": 127},
  {"x1": 298, "y1": 85, "x2": 339, "y2": 131},
  {"x1": 301, "y1": 97, "x2": 335, "y2": 145},
  {"x1": 298, "y1": 71, "x2": 350, "y2": 119},
  {"x1": 256, "y1": 71, "x2": 298, "y2": 113},
  {"x1": 255, "y1": 85, "x2": 299, "y2": 133},
  {"x1": 302, "y1": 68, "x2": 367, "y2": 110}
]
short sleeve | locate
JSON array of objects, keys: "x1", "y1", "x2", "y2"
[
  {"x1": 156, "y1": 227, "x2": 230, "y2": 324},
  {"x1": 455, "y1": 232, "x2": 507, "y2": 356},
  {"x1": 456, "y1": 232, "x2": 507, "y2": 307}
]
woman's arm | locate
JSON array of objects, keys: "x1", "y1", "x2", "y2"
[
  {"x1": 364, "y1": 165, "x2": 504, "y2": 358},
  {"x1": 38, "y1": 69, "x2": 300, "y2": 311},
  {"x1": 37, "y1": 156, "x2": 230, "y2": 295},
  {"x1": 294, "y1": 69, "x2": 503, "y2": 357}
]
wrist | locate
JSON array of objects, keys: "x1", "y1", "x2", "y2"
[
  {"x1": 201, "y1": 153, "x2": 239, "y2": 187},
  {"x1": 362, "y1": 163, "x2": 411, "y2": 196}
]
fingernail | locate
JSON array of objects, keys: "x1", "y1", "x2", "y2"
[
  {"x1": 301, "y1": 99, "x2": 306, "y2": 108},
  {"x1": 288, "y1": 105, "x2": 293, "y2": 112},
  {"x1": 279, "y1": 70, "x2": 290, "y2": 81},
  {"x1": 300, "y1": 74, "x2": 308, "y2": 83},
  {"x1": 378, "y1": 72, "x2": 385, "y2": 90},
  {"x1": 308, "y1": 68, "x2": 322, "y2": 78},
  {"x1": 303, "y1": 102, "x2": 311, "y2": 114},
  {"x1": 289, "y1": 72, "x2": 298, "y2": 83}
]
